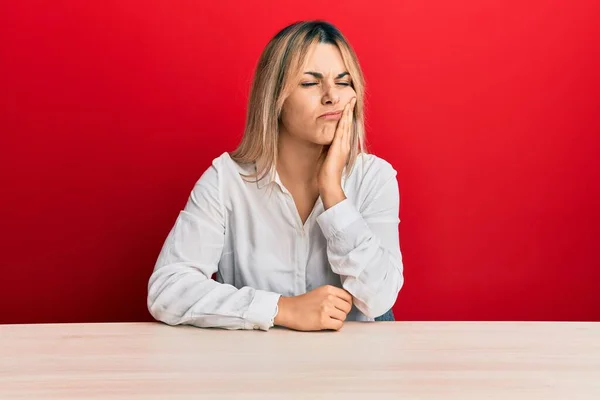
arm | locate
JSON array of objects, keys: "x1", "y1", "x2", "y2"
[
  {"x1": 147, "y1": 160, "x2": 280, "y2": 331},
  {"x1": 317, "y1": 159, "x2": 404, "y2": 318}
]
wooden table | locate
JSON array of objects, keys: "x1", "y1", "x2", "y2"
[{"x1": 1, "y1": 321, "x2": 599, "y2": 399}]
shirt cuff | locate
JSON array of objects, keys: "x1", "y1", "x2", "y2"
[
  {"x1": 316, "y1": 198, "x2": 362, "y2": 240},
  {"x1": 244, "y1": 290, "x2": 281, "y2": 331}
]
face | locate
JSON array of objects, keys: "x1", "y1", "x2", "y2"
[{"x1": 279, "y1": 43, "x2": 357, "y2": 146}]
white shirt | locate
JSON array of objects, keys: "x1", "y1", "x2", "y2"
[{"x1": 147, "y1": 151, "x2": 404, "y2": 331}]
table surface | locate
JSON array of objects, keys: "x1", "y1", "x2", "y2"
[{"x1": 1, "y1": 321, "x2": 599, "y2": 399}]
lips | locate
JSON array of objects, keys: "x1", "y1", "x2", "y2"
[{"x1": 319, "y1": 110, "x2": 343, "y2": 118}]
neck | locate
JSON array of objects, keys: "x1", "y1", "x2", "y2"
[{"x1": 277, "y1": 129, "x2": 326, "y2": 187}]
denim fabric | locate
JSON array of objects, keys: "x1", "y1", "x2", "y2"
[{"x1": 374, "y1": 309, "x2": 395, "y2": 321}]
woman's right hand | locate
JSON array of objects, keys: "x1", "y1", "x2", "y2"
[{"x1": 274, "y1": 285, "x2": 353, "y2": 331}]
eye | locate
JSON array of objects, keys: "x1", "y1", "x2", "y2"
[{"x1": 301, "y1": 82, "x2": 352, "y2": 87}]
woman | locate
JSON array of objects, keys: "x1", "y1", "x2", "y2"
[{"x1": 147, "y1": 20, "x2": 404, "y2": 332}]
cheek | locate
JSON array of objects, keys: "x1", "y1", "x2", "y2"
[
  {"x1": 283, "y1": 106, "x2": 307, "y2": 128},
  {"x1": 286, "y1": 98, "x2": 317, "y2": 127},
  {"x1": 343, "y1": 88, "x2": 357, "y2": 102}
]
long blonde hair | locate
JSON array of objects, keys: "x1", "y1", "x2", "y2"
[{"x1": 229, "y1": 20, "x2": 368, "y2": 183}]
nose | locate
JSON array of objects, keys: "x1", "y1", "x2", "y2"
[{"x1": 321, "y1": 83, "x2": 340, "y2": 106}]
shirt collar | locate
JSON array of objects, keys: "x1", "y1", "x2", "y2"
[{"x1": 255, "y1": 163, "x2": 278, "y2": 190}]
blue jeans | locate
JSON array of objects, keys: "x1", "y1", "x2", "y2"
[{"x1": 374, "y1": 309, "x2": 395, "y2": 321}]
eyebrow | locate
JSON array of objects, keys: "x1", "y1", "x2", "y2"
[{"x1": 303, "y1": 71, "x2": 350, "y2": 79}]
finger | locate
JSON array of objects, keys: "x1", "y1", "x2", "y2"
[
  {"x1": 346, "y1": 98, "x2": 356, "y2": 143},
  {"x1": 328, "y1": 306, "x2": 348, "y2": 321},
  {"x1": 333, "y1": 296, "x2": 353, "y2": 314},
  {"x1": 339, "y1": 98, "x2": 354, "y2": 151},
  {"x1": 328, "y1": 286, "x2": 353, "y2": 305},
  {"x1": 347, "y1": 98, "x2": 354, "y2": 126},
  {"x1": 324, "y1": 318, "x2": 344, "y2": 331},
  {"x1": 341, "y1": 100, "x2": 351, "y2": 142},
  {"x1": 335, "y1": 104, "x2": 348, "y2": 143}
]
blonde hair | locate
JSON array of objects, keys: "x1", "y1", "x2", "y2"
[{"x1": 229, "y1": 20, "x2": 368, "y2": 184}]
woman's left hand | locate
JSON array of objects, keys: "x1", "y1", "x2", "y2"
[{"x1": 317, "y1": 97, "x2": 357, "y2": 201}]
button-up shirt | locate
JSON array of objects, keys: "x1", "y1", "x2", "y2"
[{"x1": 147, "y1": 151, "x2": 404, "y2": 330}]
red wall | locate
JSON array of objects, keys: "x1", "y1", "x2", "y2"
[{"x1": 1, "y1": 1, "x2": 598, "y2": 324}]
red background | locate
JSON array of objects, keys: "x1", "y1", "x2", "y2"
[{"x1": 1, "y1": 1, "x2": 598, "y2": 324}]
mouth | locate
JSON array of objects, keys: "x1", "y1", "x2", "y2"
[{"x1": 319, "y1": 111, "x2": 343, "y2": 120}]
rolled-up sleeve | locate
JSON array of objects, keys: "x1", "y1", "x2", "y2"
[
  {"x1": 316, "y1": 160, "x2": 404, "y2": 318},
  {"x1": 147, "y1": 158, "x2": 280, "y2": 331}
]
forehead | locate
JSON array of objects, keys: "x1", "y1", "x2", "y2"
[{"x1": 302, "y1": 43, "x2": 347, "y2": 72}]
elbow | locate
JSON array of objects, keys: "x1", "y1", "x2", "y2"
[
  {"x1": 147, "y1": 291, "x2": 180, "y2": 326},
  {"x1": 146, "y1": 271, "x2": 161, "y2": 320},
  {"x1": 147, "y1": 286, "x2": 167, "y2": 324},
  {"x1": 147, "y1": 291, "x2": 161, "y2": 322},
  {"x1": 146, "y1": 271, "x2": 178, "y2": 326}
]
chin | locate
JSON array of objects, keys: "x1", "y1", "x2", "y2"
[
  {"x1": 299, "y1": 127, "x2": 334, "y2": 146},
  {"x1": 316, "y1": 130, "x2": 335, "y2": 145},
  {"x1": 314, "y1": 136, "x2": 333, "y2": 146}
]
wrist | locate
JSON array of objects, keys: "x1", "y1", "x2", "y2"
[
  {"x1": 319, "y1": 186, "x2": 346, "y2": 210},
  {"x1": 274, "y1": 296, "x2": 292, "y2": 327}
]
